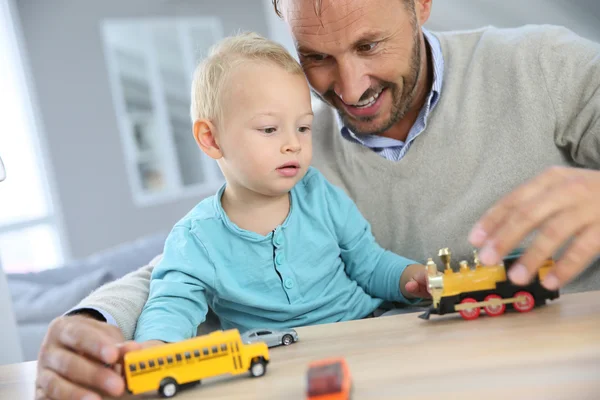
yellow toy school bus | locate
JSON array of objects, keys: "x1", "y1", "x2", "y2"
[{"x1": 123, "y1": 329, "x2": 270, "y2": 398}]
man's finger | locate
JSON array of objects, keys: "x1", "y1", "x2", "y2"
[
  {"x1": 507, "y1": 207, "x2": 590, "y2": 285},
  {"x1": 478, "y1": 176, "x2": 588, "y2": 266},
  {"x1": 469, "y1": 166, "x2": 570, "y2": 247},
  {"x1": 36, "y1": 368, "x2": 103, "y2": 400},
  {"x1": 546, "y1": 225, "x2": 600, "y2": 290},
  {"x1": 57, "y1": 319, "x2": 122, "y2": 365},
  {"x1": 40, "y1": 346, "x2": 125, "y2": 398}
]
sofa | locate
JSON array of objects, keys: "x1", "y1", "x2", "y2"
[{"x1": 7, "y1": 231, "x2": 168, "y2": 361}]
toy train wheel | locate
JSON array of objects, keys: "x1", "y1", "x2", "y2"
[
  {"x1": 484, "y1": 294, "x2": 506, "y2": 317},
  {"x1": 459, "y1": 298, "x2": 480, "y2": 320},
  {"x1": 513, "y1": 291, "x2": 534, "y2": 312}
]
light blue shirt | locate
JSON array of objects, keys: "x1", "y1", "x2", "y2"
[
  {"x1": 340, "y1": 28, "x2": 444, "y2": 161},
  {"x1": 134, "y1": 167, "x2": 418, "y2": 343}
]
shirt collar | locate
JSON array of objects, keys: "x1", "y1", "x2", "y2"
[{"x1": 339, "y1": 27, "x2": 445, "y2": 148}]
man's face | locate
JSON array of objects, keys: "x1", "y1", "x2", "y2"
[{"x1": 284, "y1": 0, "x2": 422, "y2": 136}]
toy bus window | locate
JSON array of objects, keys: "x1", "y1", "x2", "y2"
[
  {"x1": 149, "y1": 360, "x2": 155, "y2": 368},
  {"x1": 221, "y1": 344, "x2": 227, "y2": 352},
  {"x1": 203, "y1": 348, "x2": 209, "y2": 356},
  {"x1": 211, "y1": 346, "x2": 218, "y2": 354},
  {"x1": 184, "y1": 352, "x2": 191, "y2": 360},
  {"x1": 236, "y1": 342, "x2": 239, "y2": 352},
  {"x1": 194, "y1": 350, "x2": 200, "y2": 358},
  {"x1": 158, "y1": 358, "x2": 164, "y2": 366},
  {"x1": 129, "y1": 364, "x2": 136, "y2": 373},
  {"x1": 176, "y1": 354, "x2": 182, "y2": 362},
  {"x1": 167, "y1": 356, "x2": 173, "y2": 364},
  {"x1": 139, "y1": 362, "x2": 146, "y2": 370}
]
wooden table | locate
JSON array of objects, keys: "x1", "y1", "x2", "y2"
[{"x1": 2, "y1": 291, "x2": 600, "y2": 400}]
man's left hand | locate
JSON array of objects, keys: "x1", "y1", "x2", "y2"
[{"x1": 469, "y1": 166, "x2": 600, "y2": 291}]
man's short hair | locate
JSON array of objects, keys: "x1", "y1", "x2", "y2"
[
  {"x1": 190, "y1": 31, "x2": 303, "y2": 125},
  {"x1": 271, "y1": 0, "x2": 410, "y2": 18}
]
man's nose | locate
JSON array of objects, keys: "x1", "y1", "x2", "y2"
[{"x1": 333, "y1": 58, "x2": 370, "y2": 105}]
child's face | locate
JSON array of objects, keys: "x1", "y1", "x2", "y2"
[{"x1": 216, "y1": 62, "x2": 313, "y2": 198}]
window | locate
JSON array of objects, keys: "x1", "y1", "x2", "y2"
[
  {"x1": 158, "y1": 358, "x2": 164, "y2": 366},
  {"x1": 211, "y1": 346, "x2": 218, "y2": 354},
  {"x1": 202, "y1": 348, "x2": 209, "y2": 356},
  {"x1": 175, "y1": 354, "x2": 182, "y2": 362},
  {"x1": 221, "y1": 344, "x2": 227, "y2": 352},
  {"x1": 0, "y1": 0, "x2": 67, "y2": 273},
  {"x1": 193, "y1": 350, "x2": 200, "y2": 358},
  {"x1": 139, "y1": 362, "x2": 146, "y2": 370},
  {"x1": 257, "y1": 331, "x2": 271, "y2": 336},
  {"x1": 148, "y1": 360, "x2": 155, "y2": 368},
  {"x1": 129, "y1": 364, "x2": 136, "y2": 372},
  {"x1": 101, "y1": 17, "x2": 225, "y2": 207},
  {"x1": 184, "y1": 352, "x2": 191, "y2": 360},
  {"x1": 167, "y1": 355, "x2": 173, "y2": 364}
]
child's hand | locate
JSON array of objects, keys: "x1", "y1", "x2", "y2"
[{"x1": 400, "y1": 264, "x2": 431, "y2": 299}]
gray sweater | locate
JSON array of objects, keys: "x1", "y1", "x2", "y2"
[{"x1": 77, "y1": 25, "x2": 600, "y2": 340}]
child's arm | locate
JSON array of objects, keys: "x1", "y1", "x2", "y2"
[
  {"x1": 134, "y1": 225, "x2": 215, "y2": 343},
  {"x1": 324, "y1": 180, "x2": 423, "y2": 304}
]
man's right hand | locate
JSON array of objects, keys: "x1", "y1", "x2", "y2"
[{"x1": 35, "y1": 314, "x2": 141, "y2": 400}]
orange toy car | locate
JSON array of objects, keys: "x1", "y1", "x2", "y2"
[{"x1": 306, "y1": 357, "x2": 352, "y2": 400}]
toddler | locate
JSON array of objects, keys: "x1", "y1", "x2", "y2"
[{"x1": 134, "y1": 32, "x2": 428, "y2": 344}]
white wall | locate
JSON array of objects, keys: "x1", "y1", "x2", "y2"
[
  {"x1": 14, "y1": 0, "x2": 270, "y2": 259},
  {"x1": 426, "y1": 0, "x2": 600, "y2": 42}
]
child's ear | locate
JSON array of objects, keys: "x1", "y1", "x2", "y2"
[{"x1": 193, "y1": 119, "x2": 223, "y2": 160}]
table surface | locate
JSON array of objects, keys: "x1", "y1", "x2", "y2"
[{"x1": 2, "y1": 291, "x2": 600, "y2": 400}]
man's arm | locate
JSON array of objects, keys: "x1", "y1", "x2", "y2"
[
  {"x1": 73, "y1": 254, "x2": 160, "y2": 340},
  {"x1": 470, "y1": 26, "x2": 600, "y2": 290}
]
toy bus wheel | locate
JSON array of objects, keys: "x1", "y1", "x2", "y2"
[
  {"x1": 513, "y1": 291, "x2": 535, "y2": 312},
  {"x1": 250, "y1": 358, "x2": 267, "y2": 377},
  {"x1": 159, "y1": 378, "x2": 179, "y2": 398},
  {"x1": 484, "y1": 294, "x2": 506, "y2": 317},
  {"x1": 282, "y1": 334, "x2": 294, "y2": 346},
  {"x1": 459, "y1": 298, "x2": 480, "y2": 320}
]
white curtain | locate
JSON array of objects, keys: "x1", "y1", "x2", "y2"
[{"x1": 0, "y1": 0, "x2": 24, "y2": 365}]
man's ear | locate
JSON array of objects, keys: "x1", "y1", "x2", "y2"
[
  {"x1": 193, "y1": 119, "x2": 223, "y2": 160},
  {"x1": 415, "y1": 0, "x2": 432, "y2": 26}
]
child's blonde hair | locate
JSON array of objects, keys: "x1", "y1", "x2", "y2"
[{"x1": 190, "y1": 32, "x2": 303, "y2": 125}]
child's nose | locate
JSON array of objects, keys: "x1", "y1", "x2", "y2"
[{"x1": 281, "y1": 134, "x2": 301, "y2": 153}]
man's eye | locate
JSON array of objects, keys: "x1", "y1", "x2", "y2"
[
  {"x1": 357, "y1": 42, "x2": 377, "y2": 52},
  {"x1": 303, "y1": 53, "x2": 328, "y2": 62}
]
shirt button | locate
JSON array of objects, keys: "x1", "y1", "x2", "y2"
[
  {"x1": 284, "y1": 278, "x2": 294, "y2": 289},
  {"x1": 275, "y1": 253, "x2": 284, "y2": 265},
  {"x1": 273, "y1": 234, "x2": 283, "y2": 247}
]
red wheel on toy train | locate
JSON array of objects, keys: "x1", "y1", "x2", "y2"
[
  {"x1": 513, "y1": 291, "x2": 535, "y2": 312},
  {"x1": 459, "y1": 298, "x2": 480, "y2": 320},
  {"x1": 483, "y1": 294, "x2": 506, "y2": 317}
]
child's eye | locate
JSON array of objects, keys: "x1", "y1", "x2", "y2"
[
  {"x1": 261, "y1": 127, "x2": 277, "y2": 134},
  {"x1": 298, "y1": 126, "x2": 311, "y2": 134}
]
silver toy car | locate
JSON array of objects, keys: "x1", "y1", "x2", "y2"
[{"x1": 241, "y1": 328, "x2": 299, "y2": 348}]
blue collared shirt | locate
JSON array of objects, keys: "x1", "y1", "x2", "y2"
[
  {"x1": 340, "y1": 28, "x2": 444, "y2": 161},
  {"x1": 134, "y1": 167, "x2": 418, "y2": 343}
]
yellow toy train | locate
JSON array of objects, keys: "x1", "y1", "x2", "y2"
[{"x1": 419, "y1": 248, "x2": 559, "y2": 321}]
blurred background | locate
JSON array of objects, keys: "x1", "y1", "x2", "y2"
[{"x1": 0, "y1": 0, "x2": 598, "y2": 361}]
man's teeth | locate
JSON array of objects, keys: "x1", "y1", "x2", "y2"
[{"x1": 351, "y1": 90, "x2": 382, "y2": 108}]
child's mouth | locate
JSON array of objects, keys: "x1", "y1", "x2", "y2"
[{"x1": 277, "y1": 163, "x2": 300, "y2": 177}]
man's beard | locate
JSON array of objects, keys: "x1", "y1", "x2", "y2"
[{"x1": 313, "y1": 20, "x2": 422, "y2": 136}]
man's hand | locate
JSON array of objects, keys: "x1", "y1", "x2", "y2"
[
  {"x1": 469, "y1": 166, "x2": 600, "y2": 291},
  {"x1": 35, "y1": 314, "x2": 138, "y2": 400},
  {"x1": 400, "y1": 264, "x2": 431, "y2": 299}
]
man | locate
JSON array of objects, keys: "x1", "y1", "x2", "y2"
[{"x1": 35, "y1": 0, "x2": 600, "y2": 399}]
